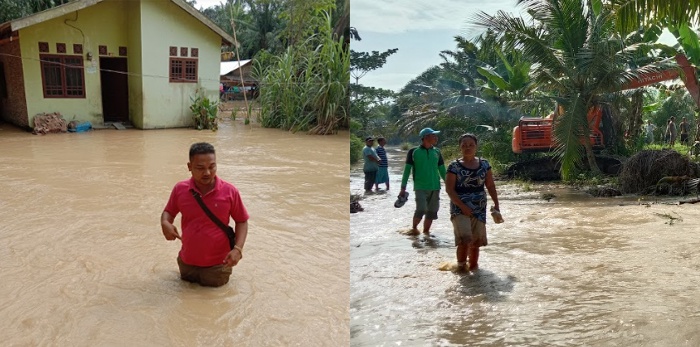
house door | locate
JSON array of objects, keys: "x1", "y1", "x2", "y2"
[{"x1": 100, "y1": 57, "x2": 129, "y2": 123}]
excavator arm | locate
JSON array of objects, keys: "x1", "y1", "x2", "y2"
[{"x1": 622, "y1": 54, "x2": 700, "y2": 109}]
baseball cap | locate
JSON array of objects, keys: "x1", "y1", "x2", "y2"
[
  {"x1": 419, "y1": 128, "x2": 440, "y2": 138},
  {"x1": 365, "y1": 136, "x2": 374, "y2": 142}
]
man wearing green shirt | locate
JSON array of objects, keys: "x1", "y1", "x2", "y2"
[{"x1": 399, "y1": 128, "x2": 447, "y2": 234}]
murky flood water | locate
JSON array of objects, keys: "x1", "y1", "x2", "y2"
[
  {"x1": 351, "y1": 146, "x2": 700, "y2": 346},
  {"x1": 0, "y1": 119, "x2": 349, "y2": 346}
]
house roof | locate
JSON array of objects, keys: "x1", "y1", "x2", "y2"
[
  {"x1": 0, "y1": 0, "x2": 234, "y2": 45},
  {"x1": 220, "y1": 60, "x2": 252, "y2": 76}
]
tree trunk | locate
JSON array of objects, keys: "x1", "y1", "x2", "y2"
[
  {"x1": 627, "y1": 90, "x2": 644, "y2": 138},
  {"x1": 583, "y1": 135, "x2": 601, "y2": 174}
]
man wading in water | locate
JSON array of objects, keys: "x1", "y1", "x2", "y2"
[
  {"x1": 161, "y1": 142, "x2": 249, "y2": 287},
  {"x1": 399, "y1": 128, "x2": 447, "y2": 235}
]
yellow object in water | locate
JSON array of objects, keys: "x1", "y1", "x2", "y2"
[{"x1": 438, "y1": 261, "x2": 460, "y2": 272}]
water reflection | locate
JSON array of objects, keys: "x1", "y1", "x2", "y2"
[
  {"x1": 0, "y1": 119, "x2": 349, "y2": 346},
  {"x1": 351, "y1": 146, "x2": 700, "y2": 346}
]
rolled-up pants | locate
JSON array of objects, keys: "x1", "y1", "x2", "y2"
[{"x1": 414, "y1": 189, "x2": 440, "y2": 220}]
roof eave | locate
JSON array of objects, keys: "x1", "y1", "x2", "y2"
[
  {"x1": 11, "y1": 0, "x2": 105, "y2": 32},
  {"x1": 0, "y1": 0, "x2": 235, "y2": 46},
  {"x1": 171, "y1": 0, "x2": 235, "y2": 46}
]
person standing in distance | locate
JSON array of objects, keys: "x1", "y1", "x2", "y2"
[
  {"x1": 644, "y1": 119, "x2": 657, "y2": 144},
  {"x1": 363, "y1": 137, "x2": 381, "y2": 193},
  {"x1": 680, "y1": 117, "x2": 691, "y2": 145},
  {"x1": 399, "y1": 128, "x2": 446, "y2": 234},
  {"x1": 161, "y1": 142, "x2": 249, "y2": 287},
  {"x1": 666, "y1": 116, "x2": 677, "y2": 146},
  {"x1": 374, "y1": 136, "x2": 390, "y2": 191}
]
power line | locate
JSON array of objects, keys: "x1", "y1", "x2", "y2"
[{"x1": 0, "y1": 52, "x2": 349, "y2": 86}]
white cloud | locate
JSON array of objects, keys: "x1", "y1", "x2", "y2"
[
  {"x1": 191, "y1": 0, "x2": 225, "y2": 9},
  {"x1": 351, "y1": 0, "x2": 520, "y2": 34}
]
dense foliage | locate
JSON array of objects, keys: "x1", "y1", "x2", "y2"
[{"x1": 352, "y1": 0, "x2": 700, "y2": 179}]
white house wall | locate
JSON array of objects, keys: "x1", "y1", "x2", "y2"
[
  {"x1": 18, "y1": 0, "x2": 129, "y2": 127},
  {"x1": 139, "y1": 0, "x2": 221, "y2": 129},
  {"x1": 126, "y1": 1, "x2": 144, "y2": 128}
]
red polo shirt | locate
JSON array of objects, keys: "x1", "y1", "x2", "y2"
[{"x1": 164, "y1": 176, "x2": 249, "y2": 267}]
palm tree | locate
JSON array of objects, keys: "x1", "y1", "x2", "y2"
[
  {"x1": 473, "y1": 0, "x2": 666, "y2": 178},
  {"x1": 612, "y1": 1, "x2": 700, "y2": 72},
  {"x1": 613, "y1": 0, "x2": 700, "y2": 35},
  {"x1": 396, "y1": 32, "x2": 527, "y2": 138}
]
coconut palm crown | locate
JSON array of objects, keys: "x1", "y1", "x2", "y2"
[{"x1": 473, "y1": 0, "x2": 668, "y2": 179}]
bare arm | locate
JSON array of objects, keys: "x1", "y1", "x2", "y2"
[
  {"x1": 160, "y1": 211, "x2": 181, "y2": 240},
  {"x1": 445, "y1": 172, "x2": 472, "y2": 216},
  {"x1": 485, "y1": 169, "x2": 500, "y2": 211},
  {"x1": 223, "y1": 220, "x2": 248, "y2": 267},
  {"x1": 234, "y1": 221, "x2": 248, "y2": 250}
]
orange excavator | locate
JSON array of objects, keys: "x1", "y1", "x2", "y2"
[{"x1": 512, "y1": 54, "x2": 700, "y2": 154}]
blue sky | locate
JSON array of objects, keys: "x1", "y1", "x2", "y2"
[
  {"x1": 350, "y1": 0, "x2": 522, "y2": 92},
  {"x1": 350, "y1": 0, "x2": 678, "y2": 92}
]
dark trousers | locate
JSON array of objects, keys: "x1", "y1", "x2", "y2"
[
  {"x1": 177, "y1": 256, "x2": 232, "y2": 287},
  {"x1": 364, "y1": 170, "x2": 377, "y2": 191}
]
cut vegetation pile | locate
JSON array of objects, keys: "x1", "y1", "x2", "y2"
[
  {"x1": 618, "y1": 150, "x2": 700, "y2": 194},
  {"x1": 32, "y1": 112, "x2": 67, "y2": 135}
]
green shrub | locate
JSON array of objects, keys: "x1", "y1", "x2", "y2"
[
  {"x1": 190, "y1": 89, "x2": 219, "y2": 131},
  {"x1": 350, "y1": 134, "x2": 364, "y2": 164}
]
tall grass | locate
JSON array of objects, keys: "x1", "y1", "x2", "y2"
[
  {"x1": 254, "y1": 12, "x2": 348, "y2": 134},
  {"x1": 307, "y1": 11, "x2": 350, "y2": 134}
]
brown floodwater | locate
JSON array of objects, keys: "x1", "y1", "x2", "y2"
[
  {"x1": 0, "y1": 119, "x2": 349, "y2": 346},
  {"x1": 351, "y1": 146, "x2": 700, "y2": 346}
]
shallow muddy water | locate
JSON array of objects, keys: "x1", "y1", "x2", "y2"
[
  {"x1": 0, "y1": 119, "x2": 349, "y2": 346},
  {"x1": 351, "y1": 146, "x2": 700, "y2": 346}
]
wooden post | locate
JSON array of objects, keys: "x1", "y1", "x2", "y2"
[{"x1": 229, "y1": 4, "x2": 250, "y2": 123}]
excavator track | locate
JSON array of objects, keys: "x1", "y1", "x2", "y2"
[{"x1": 505, "y1": 155, "x2": 624, "y2": 181}]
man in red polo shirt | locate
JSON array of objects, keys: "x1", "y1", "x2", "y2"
[{"x1": 161, "y1": 142, "x2": 249, "y2": 287}]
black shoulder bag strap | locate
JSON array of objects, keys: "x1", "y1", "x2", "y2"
[{"x1": 189, "y1": 189, "x2": 236, "y2": 250}]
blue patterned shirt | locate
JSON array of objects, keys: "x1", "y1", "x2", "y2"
[
  {"x1": 447, "y1": 158, "x2": 491, "y2": 223},
  {"x1": 375, "y1": 146, "x2": 388, "y2": 168}
]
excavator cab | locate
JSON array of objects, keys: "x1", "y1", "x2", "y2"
[{"x1": 511, "y1": 103, "x2": 607, "y2": 154}]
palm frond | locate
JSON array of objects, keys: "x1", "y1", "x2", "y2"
[{"x1": 552, "y1": 95, "x2": 589, "y2": 178}]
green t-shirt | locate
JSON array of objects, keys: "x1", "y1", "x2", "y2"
[
  {"x1": 363, "y1": 146, "x2": 379, "y2": 172},
  {"x1": 401, "y1": 145, "x2": 446, "y2": 191}
]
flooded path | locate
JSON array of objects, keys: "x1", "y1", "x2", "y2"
[
  {"x1": 0, "y1": 119, "x2": 349, "y2": 346},
  {"x1": 351, "y1": 146, "x2": 700, "y2": 346}
]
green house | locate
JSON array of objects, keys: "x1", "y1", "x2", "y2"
[{"x1": 0, "y1": 0, "x2": 233, "y2": 130}]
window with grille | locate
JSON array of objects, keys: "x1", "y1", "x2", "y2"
[
  {"x1": 169, "y1": 58, "x2": 198, "y2": 83},
  {"x1": 40, "y1": 54, "x2": 85, "y2": 98}
]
